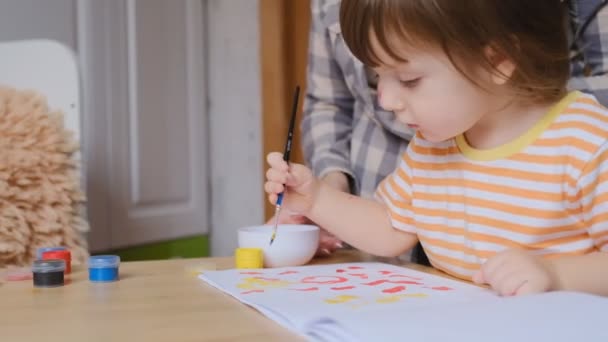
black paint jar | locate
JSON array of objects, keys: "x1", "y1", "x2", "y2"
[{"x1": 32, "y1": 259, "x2": 65, "y2": 288}]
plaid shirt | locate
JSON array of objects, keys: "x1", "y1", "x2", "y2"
[
  {"x1": 568, "y1": 0, "x2": 608, "y2": 103},
  {"x1": 302, "y1": 0, "x2": 608, "y2": 199},
  {"x1": 301, "y1": 0, "x2": 414, "y2": 198}
]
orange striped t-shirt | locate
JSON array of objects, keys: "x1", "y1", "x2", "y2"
[{"x1": 376, "y1": 91, "x2": 608, "y2": 280}]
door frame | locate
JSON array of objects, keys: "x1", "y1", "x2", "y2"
[{"x1": 259, "y1": 0, "x2": 311, "y2": 220}]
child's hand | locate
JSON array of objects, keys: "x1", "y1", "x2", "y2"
[
  {"x1": 472, "y1": 250, "x2": 559, "y2": 296},
  {"x1": 264, "y1": 152, "x2": 318, "y2": 216}
]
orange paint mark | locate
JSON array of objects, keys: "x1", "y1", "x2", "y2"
[
  {"x1": 290, "y1": 287, "x2": 319, "y2": 292},
  {"x1": 331, "y1": 286, "x2": 356, "y2": 291},
  {"x1": 392, "y1": 280, "x2": 422, "y2": 285},
  {"x1": 279, "y1": 271, "x2": 298, "y2": 275},
  {"x1": 382, "y1": 285, "x2": 406, "y2": 294},
  {"x1": 336, "y1": 269, "x2": 346, "y2": 273},
  {"x1": 242, "y1": 289, "x2": 264, "y2": 294},
  {"x1": 431, "y1": 286, "x2": 452, "y2": 291},
  {"x1": 389, "y1": 274, "x2": 423, "y2": 281},
  {"x1": 348, "y1": 273, "x2": 369, "y2": 279},
  {"x1": 347, "y1": 266, "x2": 364, "y2": 269},
  {"x1": 301, "y1": 276, "x2": 348, "y2": 284},
  {"x1": 363, "y1": 279, "x2": 421, "y2": 286}
]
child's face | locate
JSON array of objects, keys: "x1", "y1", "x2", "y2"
[{"x1": 371, "y1": 36, "x2": 502, "y2": 143}]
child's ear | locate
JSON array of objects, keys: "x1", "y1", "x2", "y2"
[{"x1": 484, "y1": 45, "x2": 515, "y2": 85}]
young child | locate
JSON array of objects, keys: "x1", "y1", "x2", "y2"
[{"x1": 265, "y1": 0, "x2": 608, "y2": 297}]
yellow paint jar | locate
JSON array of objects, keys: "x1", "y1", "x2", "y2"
[{"x1": 235, "y1": 248, "x2": 264, "y2": 269}]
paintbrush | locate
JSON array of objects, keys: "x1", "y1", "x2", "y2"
[{"x1": 270, "y1": 85, "x2": 300, "y2": 245}]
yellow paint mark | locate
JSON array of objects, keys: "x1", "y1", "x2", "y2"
[
  {"x1": 402, "y1": 293, "x2": 428, "y2": 298},
  {"x1": 376, "y1": 295, "x2": 401, "y2": 304},
  {"x1": 236, "y1": 277, "x2": 291, "y2": 289},
  {"x1": 324, "y1": 295, "x2": 359, "y2": 304},
  {"x1": 376, "y1": 293, "x2": 428, "y2": 304}
]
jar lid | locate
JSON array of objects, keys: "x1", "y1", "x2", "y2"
[
  {"x1": 36, "y1": 246, "x2": 66, "y2": 259},
  {"x1": 32, "y1": 259, "x2": 65, "y2": 273},
  {"x1": 88, "y1": 255, "x2": 120, "y2": 268},
  {"x1": 42, "y1": 250, "x2": 71, "y2": 259}
]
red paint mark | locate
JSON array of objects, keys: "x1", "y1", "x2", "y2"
[
  {"x1": 363, "y1": 279, "x2": 388, "y2": 286},
  {"x1": 331, "y1": 286, "x2": 356, "y2": 291},
  {"x1": 379, "y1": 270, "x2": 393, "y2": 275},
  {"x1": 347, "y1": 266, "x2": 364, "y2": 269},
  {"x1": 239, "y1": 271, "x2": 263, "y2": 275},
  {"x1": 431, "y1": 286, "x2": 452, "y2": 291},
  {"x1": 389, "y1": 274, "x2": 423, "y2": 281},
  {"x1": 289, "y1": 287, "x2": 319, "y2": 292},
  {"x1": 363, "y1": 279, "x2": 422, "y2": 286},
  {"x1": 348, "y1": 273, "x2": 369, "y2": 279},
  {"x1": 279, "y1": 271, "x2": 299, "y2": 275},
  {"x1": 301, "y1": 276, "x2": 348, "y2": 284},
  {"x1": 382, "y1": 286, "x2": 406, "y2": 294},
  {"x1": 336, "y1": 269, "x2": 346, "y2": 273},
  {"x1": 397, "y1": 281, "x2": 423, "y2": 285},
  {"x1": 241, "y1": 290, "x2": 264, "y2": 294}
]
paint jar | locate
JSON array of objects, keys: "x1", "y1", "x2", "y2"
[
  {"x1": 32, "y1": 259, "x2": 65, "y2": 288},
  {"x1": 88, "y1": 255, "x2": 120, "y2": 282},
  {"x1": 235, "y1": 248, "x2": 264, "y2": 269},
  {"x1": 36, "y1": 246, "x2": 66, "y2": 260},
  {"x1": 42, "y1": 249, "x2": 71, "y2": 274}
]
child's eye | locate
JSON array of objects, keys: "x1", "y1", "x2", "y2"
[{"x1": 399, "y1": 78, "x2": 421, "y2": 88}]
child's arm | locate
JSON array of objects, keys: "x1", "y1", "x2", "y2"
[
  {"x1": 550, "y1": 252, "x2": 608, "y2": 296},
  {"x1": 308, "y1": 181, "x2": 418, "y2": 257},
  {"x1": 473, "y1": 249, "x2": 608, "y2": 296},
  {"x1": 265, "y1": 152, "x2": 418, "y2": 257},
  {"x1": 554, "y1": 142, "x2": 608, "y2": 295},
  {"x1": 475, "y1": 142, "x2": 608, "y2": 296}
]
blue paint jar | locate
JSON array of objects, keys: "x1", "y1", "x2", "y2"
[
  {"x1": 36, "y1": 246, "x2": 66, "y2": 260},
  {"x1": 88, "y1": 255, "x2": 120, "y2": 282}
]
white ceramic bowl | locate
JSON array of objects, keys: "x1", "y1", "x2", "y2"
[{"x1": 237, "y1": 224, "x2": 320, "y2": 268}]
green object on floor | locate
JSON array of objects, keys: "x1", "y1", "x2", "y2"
[{"x1": 109, "y1": 235, "x2": 209, "y2": 261}]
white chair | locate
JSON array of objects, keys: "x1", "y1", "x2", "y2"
[
  {"x1": 0, "y1": 39, "x2": 81, "y2": 145},
  {"x1": 0, "y1": 39, "x2": 87, "y2": 242}
]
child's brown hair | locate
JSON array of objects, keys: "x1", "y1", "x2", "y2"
[{"x1": 340, "y1": 0, "x2": 570, "y2": 103}]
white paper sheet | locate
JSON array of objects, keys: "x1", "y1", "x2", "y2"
[
  {"x1": 199, "y1": 262, "x2": 608, "y2": 341},
  {"x1": 200, "y1": 263, "x2": 493, "y2": 336},
  {"x1": 305, "y1": 291, "x2": 608, "y2": 342}
]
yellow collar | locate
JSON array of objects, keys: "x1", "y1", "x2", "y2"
[{"x1": 455, "y1": 91, "x2": 579, "y2": 161}]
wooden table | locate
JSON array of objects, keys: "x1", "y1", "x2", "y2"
[{"x1": 0, "y1": 250, "x2": 447, "y2": 341}]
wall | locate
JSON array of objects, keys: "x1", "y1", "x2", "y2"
[
  {"x1": 0, "y1": 0, "x2": 76, "y2": 48},
  {"x1": 0, "y1": 0, "x2": 264, "y2": 258}
]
